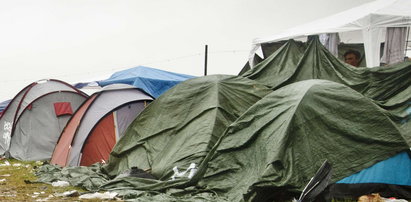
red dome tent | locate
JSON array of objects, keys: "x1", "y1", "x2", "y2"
[{"x1": 51, "y1": 84, "x2": 153, "y2": 167}]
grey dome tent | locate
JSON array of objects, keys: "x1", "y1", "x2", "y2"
[
  {"x1": 50, "y1": 84, "x2": 153, "y2": 167},
  {"x1": 0, "y1": 79, "x2": 88, "y2": 161}
]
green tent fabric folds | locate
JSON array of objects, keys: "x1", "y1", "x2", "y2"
[
  {"x1": 241, "y1": 38, "x2": 411, "y2": 142},
  {"x1": 103, "y1": 75, "x2": 273, "y2": 179},
  {"x1": 241, "y1": 38, "x2": 411, "y2": 103},
  {"x1": 37, "y1": 38, "x2": 411, "y2": 201}
]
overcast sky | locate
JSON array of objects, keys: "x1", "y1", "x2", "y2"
[{"x1": 0, "y1": 0, "x2": 374, "y2": 101}]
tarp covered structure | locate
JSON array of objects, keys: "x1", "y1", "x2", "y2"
[
  {"x1": 98, "y1": 66, "x2": 196, "y2": 98},
  {"x1": 103, "y1": 75, "x2": 273, "y2": 178},
  {"x1": 197, "y1": 80, "x2": 409, "y2": 201},
  {"x1": 51, "y1": 84, "x2": 153, "y2": 167},
  {"x1": 251, "y1": 0, "x2": 411, "y2": 67},
  {"x1": 0, "y1": 79, "x2": 87, "y2": 161},
  {"x1": 35, "y1": 38, "x2": 411, "y2": 201}
]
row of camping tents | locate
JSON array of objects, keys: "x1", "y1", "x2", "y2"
[
  {"x1": 0, "y1": 66, "x2": 195, "y2": 167},
  {"x1": 3, "y1": 0, "x2": 411, "y2": 200}
]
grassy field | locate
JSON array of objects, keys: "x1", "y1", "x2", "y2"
[{"x1": 0, "y1": 159, "x2": 114, "y2": 201}]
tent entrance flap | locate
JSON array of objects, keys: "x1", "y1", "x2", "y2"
[{"x1": 80, "y1": 112, "x2": 116, "y2": 166}]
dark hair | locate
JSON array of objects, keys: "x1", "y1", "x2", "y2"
[{"x1": 343, "y1": 49, "x2": 361, "y2": 59}]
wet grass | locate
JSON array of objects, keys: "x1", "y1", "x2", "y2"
[
  {"x1": 0, "y1": 159, "x2": 408, "y2": 201},
  {"x1": 0, "y1": 159, "x2": 114, "y2": 201}
]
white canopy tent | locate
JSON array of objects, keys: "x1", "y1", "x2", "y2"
[{"x1": 251, "y1": 0, "x2": 411, "y2": 67}]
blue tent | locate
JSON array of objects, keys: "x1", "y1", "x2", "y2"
[
  {"x1": 338, "y1": 151, "x2": 411, "y2": 186},
  {"x1": 98, "y1": 66, "x2": 196, "y2": 98},
  {"x1": 330, "y1": 151, "x2": 411, "y2": 198}
]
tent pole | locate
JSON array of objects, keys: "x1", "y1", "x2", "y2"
[
  {"x1": 204, "y1": 45, "x2": 208, "y2": 76},
  {"x1": 405, "y1": 26, "x2": 410, "y2": 60}
]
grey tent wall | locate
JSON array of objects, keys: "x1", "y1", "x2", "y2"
[
  {"x1": 9, "y1": 91, "x2": 87, "y2": 161},
  {"x1": 115, "y1": 101, "x2": 147, "y2": 139},
  {"x1": 0, "y1": 86, "x2": 30, "y2": 155}
]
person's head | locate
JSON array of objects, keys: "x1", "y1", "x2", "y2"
[{"x1": 343, "y1": 50, "x2": 361, "y2": 67}]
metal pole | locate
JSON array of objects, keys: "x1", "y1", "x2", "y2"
[
  {"x1": 405, "y1": 27, "x2": 410, "y2": 61},
  {"x1": 204, "y1": 45, "x2": 208, "y2": 76}
]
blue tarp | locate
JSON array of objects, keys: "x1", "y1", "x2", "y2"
[
  {"x1": 98, "y1": 66, "x2": 196, "y2": 98},
  {"x1": 337, "y1": 151, "x2": 411, "y2": 186},
  {"x1": 0, "y1": 99, "x2": 11, "y2": 113}
]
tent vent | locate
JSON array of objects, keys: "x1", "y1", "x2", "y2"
[{"x1": 53, "y1": 102, "x2": 73, "y2": 116}]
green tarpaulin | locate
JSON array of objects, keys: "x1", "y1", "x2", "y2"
[{"x1": 242, "y1": 38, "x2": 411, "y2": 103}]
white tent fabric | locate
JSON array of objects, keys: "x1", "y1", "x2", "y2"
[
  {"x1": 380, "y1": 27, "x2": 408, "y2": 64},
  {"x1": 320, "y1": 33, "x2": 340, "y2": 56},
  {"x1": 251, "y1": 0, "x2": 411, "y2": 67}
]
